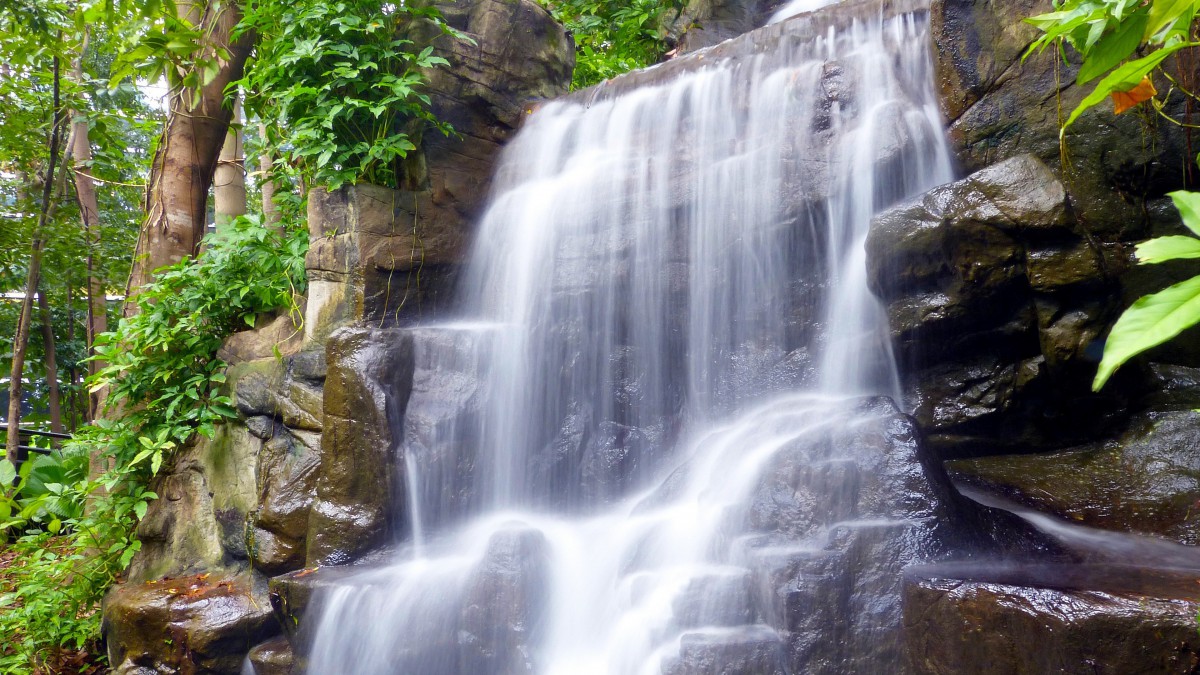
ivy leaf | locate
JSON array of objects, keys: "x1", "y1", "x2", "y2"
[
  {"x1": 1146, "y1": 0, "x2": 1195, "y2": 39},
  {"x1": 1111, "y1": 75, "x2": 1157, "y2": 114},
  {"x1": 1094, "y1": 275, "x2": 1200, "y2": 390}
]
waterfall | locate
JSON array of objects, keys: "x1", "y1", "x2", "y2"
[{"x1": 302, "y1": 2, "x2": 953, "y2": 673}]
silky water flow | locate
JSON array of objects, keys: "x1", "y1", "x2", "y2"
[{"x1": 302, "y1": 3, "x2": 954, "y2": 673}]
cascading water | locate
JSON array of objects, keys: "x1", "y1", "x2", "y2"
[{"x1": 302, "y1": 2, "x2": 954, "y2": 673}]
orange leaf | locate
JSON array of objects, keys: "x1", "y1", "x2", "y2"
[{"x1": 1112, "y1": 76, "x2": 1158, "y2": 115}]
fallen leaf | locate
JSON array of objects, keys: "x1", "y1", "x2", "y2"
[{"x1": 1112, "y1": 76, "x2": 1157, "y2": 115}]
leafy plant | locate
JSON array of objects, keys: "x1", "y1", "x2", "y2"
[
  {"x1": 0, "y1": 216, "x2": 308, "y2": 671},
  {"x1": 1093, "y1": 191, "x2": 1200, "y2": 388},
  {"x1": 1025, "y1": 0, "x2": 1200, "y2": 132},
  {"x1": 238, "y1": 0, "x2": 460, "y2": 189},
  {"x1": 537, "y1": 0, "x2": 685, "y2": 89}
]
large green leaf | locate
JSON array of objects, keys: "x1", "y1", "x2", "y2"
[
  {"x1": 1146, "y1": 0, "x2": 1198, "y2": 39},
  {"x1": 1169, "y1": 190, "x2": 1200, "y2": 236},
  {"x1": 1076, "y1": 9, "x2": 1148, "y2": 85},
  {"x1": 1064, "y1": 41, "x2": 1196, "y2": 130},
  {"x1": 1135, "y1": 235, "x2": 1200, "y2": 263},
  {"x1": 1094, "y1": 274, "x2": 1200, "y2": 390}
]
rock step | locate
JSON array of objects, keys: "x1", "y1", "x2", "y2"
[
  {"x1": 671, "y1": 570, "x2": 759, "y2": 630},
  {"x1": 662, "y1": 626, "x2": 790, "y2": 675},
  {"x1": 246, "y1": 635, "x2": 294, "y2": 675}
]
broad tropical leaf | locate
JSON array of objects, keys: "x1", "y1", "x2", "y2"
[
  {"x1": 1094, "y1": 274, "x2": 1200, "y2": 390},
  {"x1": 1136, "y1": 235, "x2": 1200, "y2": 263},
  {"x1": 1077, "y1": 9, "x2": 1148, "y2": 85},
  {"x1": 1065, "y1": 41, "x2": 1196, "y2": 130},
  {"x1": 1169, "y1": 190, "x2": 1200, "y2": 236}
]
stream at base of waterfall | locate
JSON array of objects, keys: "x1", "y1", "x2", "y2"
[{"x1": 302, "y1": 4, "x2": 957, "y2": 673}]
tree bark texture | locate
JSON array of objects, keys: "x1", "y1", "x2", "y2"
[
  {"x1": 214, "y1": 98, "x2": 246, "y2": 231},
  {"x1": 124, "y1": 1, "x2": 255, "y2": 311},
  {"x1": 69, "y1": 29, "x2": 108, "y2": 423},
  {"x1": 7, "y1": 53, "x2": 67, "y2": 465}
]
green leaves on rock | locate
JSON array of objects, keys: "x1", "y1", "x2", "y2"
[
  {"x1": 1065, "y1": 41, "x2": 1196, "y2": 130},
  {"x1": 1094, "y1": 275, "x2": 1200, "y2": 390},
  {"x1": 1095, "y1": 191, "x2": 1200, "y2": 390},
  {"x1": 238, "y1": 0, "x2": 460, "y2": 190},
  {"x1": 1025, "y1": 0, "x2": 1200, "y2": 132}
]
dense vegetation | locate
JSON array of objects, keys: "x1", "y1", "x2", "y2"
[{"x1": 0, "y1": 0, "x2": 675, "y2": 670}]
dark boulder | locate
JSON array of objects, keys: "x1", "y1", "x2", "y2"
[
  {"x1": 903, "y1": 563, "x2": 1200, "y2": 675},
  {"x1": 947, "y1": 410, "x2": 1200, "y2": 546},
  {"x1": 866, "y1": 154, "x2": 1128, "y2": 457},
  {"x1": 103, "y1": 572, "x2": 278, "y2": 675}
]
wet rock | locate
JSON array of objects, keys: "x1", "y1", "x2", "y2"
[
  {"x1": 662, "y1": 627, "x2": 790, "y2": 675},
  {"x1": 104, "y1": 572, "x2": 278, "y2": 675},
  {"x1": 458, "y1": 527, "x2": 550, "y2": 675},
  {"x1": 672, "y1": 572, "x2": 758, "y2": 629},
  {"x1": 307, "y1": 328, "x2": 415, "y2": 566},
  {"x1": 931, "y1": 0, "x2": 1198, "y2": 240},
  {"x1": 247, "y1": 635, "x2": 294, "y2": 675},
  {"x1": 745, "y1": 397, "x2": 951, "y2": 674},
  {"x1": 946, "y1": 410, "x2": 1200, "y2": 546},
  {"x1": 232, "y1": 358, "x2": 324, "y2": 433},
  {"x1": 251, "y1": 429, "x2": 322, "y2": 574},
  {"x1": 400, "y1": 326, "x2": 491, "y2": 533},
  {"x1": 866, "y1": 155, "x2": 1126, "y2": 455},
  {"x1": 903, "y1": 564, "x2": 1200, "y2": 674},
  {"x1": 581, "y1": 421, "x2": 655, "y2": 504}
]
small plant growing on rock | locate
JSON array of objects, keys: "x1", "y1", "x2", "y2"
[{"x1": 1025, "y1": 0, "x2": 1200, "y2": 390}]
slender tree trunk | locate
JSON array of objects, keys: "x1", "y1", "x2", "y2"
[
  {"x1": 36, "y1": 290, "x2": 64, "y2": 437},
  {"x1": 258, "y1": 121, "x2": 282, "y2": 231},
  {"x1": 68, "y1": 28, "x2": 108, "y2": 423},
  {"x1": 214, "y1": 98, "x2": 246, "y2": 231},
  {"x1": 124, "y1": 0, "x2": 255, "y2": 312},
  {"x1": 7, "y1": 52, "x2": 66, "y2": 465}
]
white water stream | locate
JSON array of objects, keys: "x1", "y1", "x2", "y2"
[{"x1": 302, "y1": 3, "x2": 953, "y2": 673}]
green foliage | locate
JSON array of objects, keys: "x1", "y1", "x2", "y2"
[
  {"x1": 0, "y1": 218, "x2": 308, "y2": 671},
  {"x1": 1094, "y1": 191, "x2": 1200, "y2": 389},
  {"x1": 238, "y1": 0, "x2": 459, "y2": 190},
  {"x1": 1025, "y1": 0, "x2": 1200, "y2": 132},
  {"x1": 93, "y1": 216, "x2": 306, "y2": 475},
  {"x1": 538, "y1": 0, "x2": 685, "y2": 89}
]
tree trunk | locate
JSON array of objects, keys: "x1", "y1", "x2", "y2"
[
  {"x1": 258, "y1": 121, "x2": 282, "y2": 231},
  {"x1": 68, "y1": 28, "x2": 107, "y2": 423},
  {"x1": 7, "y1": 53, "x2": 66, "y2": 465},
  {"x1": 37, "y1": 290, "x2": 64, "y2": 437},
  {"x1": 214, "y1": 98, "x2": 246, "y2": 231},
  {"x1": 124, "y1": 0, "x2": 255, "y2": 312}
]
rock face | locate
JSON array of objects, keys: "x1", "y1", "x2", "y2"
[
  {"x1": 104, "y1": 573, "x2": 277, "y2": 675},
  {"x1": 744, "y1": 397, "x2": 953, "y2": 674},
  {"x1": 903, "y1": 565, "x2": 1200, "y2": 675},
  {"x1": 306, "y1": 328, "x2": 414, "y2": 566},
  {"x1": 867, "y1": 154, "x2": 1127, "y2": 457},
  {"x1": 103, "y1": 2, "x2": 571, "y2": 672},
  {"x1": 931, "y1": 0, "x2": 1198, "y2": 240},
  {"x1": 304, "y1": 0, "x2": 573, "y2": 336},
  {"x1": 947, "y1": 410, "x2": 1200, "y2": 546}
]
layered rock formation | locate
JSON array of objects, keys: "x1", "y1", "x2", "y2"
[
  {"x1": 103, "y1": 0, "x2": 1200, "y2": 672},
  {"x1": 102, "y1": 2, "x2": 572, "y2": 671}
]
